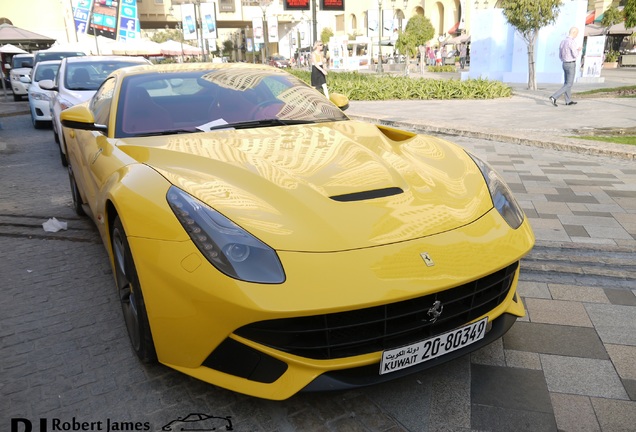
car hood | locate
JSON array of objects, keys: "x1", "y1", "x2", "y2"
[{"x1": 120, "y1": 120, "x2": 493, "y2": 252}]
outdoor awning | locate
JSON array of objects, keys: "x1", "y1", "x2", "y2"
[
  {"x1": 585, "y1": 21, "x2": 636, "y2": 36},
  {"x1": 586, "y1": 11, "x2": 595, "y2": 25},
  {"x1": 0, "y1": 23, "x2": 55, "y2": 51},
  {"x1": 0, "y1": 43, "x2": 28, "y2": 54},
  {"x1": 447, "y1": 22, "x2": 460, "y2": 35}
]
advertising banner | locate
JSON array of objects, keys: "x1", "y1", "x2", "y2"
[
  {"x1": 119, "y1": 0, "x2": 140, "y2": 40},
  {"x1": 582, "y1": 35, "x2": 605, "y2": 78},
  {"x1": 253, "y1": 17, "x2": 264, "y2": 44},
  {"x1": 200, "y1": 2, "x2": 217, "y2": 40},
  {"x1": 89, "y1": 0, "x2": 120, "y2": 40},
  {"x1": 268, "y1": 17, "x2": 279, "y2": 43},
  {"x1": 181, "y1": 3, "x2": 197, "y2": 41},
  {"x1": 72, "y1": 0, "x2": 93, "y2": 36}
]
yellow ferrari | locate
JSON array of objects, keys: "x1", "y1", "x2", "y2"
[{"x1": 60, "y1": 63, "x2": 534, "y2": 400}]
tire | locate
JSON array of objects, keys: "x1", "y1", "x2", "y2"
[
  {"x1": 112, "y1": 217, "x2": 157, "y2": 363},
  {"x1": 13, "y1": 93, "x2": 21, "y2": 102},
  {"x1": 67, "y1": 165, "x2": 86, "y2": 216}
]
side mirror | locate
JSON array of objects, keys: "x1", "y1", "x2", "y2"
[
  {"x1": 20, "y1": 76, "x2": 31, "y2": 84},
  {"x1": 38, "y1": 79, "x2": 57, "y2": 91},
  {"x1": 329, "y1": 92, "x2": 349, "y2": 111},
  {"x1": 60, "y1": 105, "x2": 108, "y2": 134},
  {"x1": 4, "y1": 63, "x2": 10, "y2": 71}
]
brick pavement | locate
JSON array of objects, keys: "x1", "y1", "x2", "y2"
[{"x1": 1, "y1": 78, "x2": 635, "y2": 431}]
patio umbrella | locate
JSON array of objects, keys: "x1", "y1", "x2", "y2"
[
  {"x1": 111, "y1": 39, "x2": 162, "y2": 56},
  {"x1": 0, "y1": 23, "x2": 55, "y2": 51},
  {"x1": 0, "y1": 43, "x2": 28, "y2": 54},
  {"x1": 159, "y1": 40, "x2": 202, "y2": 56}
]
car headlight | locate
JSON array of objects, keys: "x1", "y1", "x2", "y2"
[
  {"x1": 59, "y1": 98, "x2": 75, "y2": 111},
  {"x1": 167, "y1": 186, "x2": 285, "y2": 284},
  {"x1": 468, "y1": 153, "x2": 525, "y2": 229},
  {"x1": 30, "y1": 92, "x2": 50, "y2": 101}
]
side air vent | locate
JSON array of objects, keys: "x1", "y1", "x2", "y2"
[{"x1": 330, "y1": 187, "x2": 404, "y2": 202}]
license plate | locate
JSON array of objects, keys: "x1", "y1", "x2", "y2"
[{"x1": 379, "y1": 317, "x2": 488, "y2": 375}]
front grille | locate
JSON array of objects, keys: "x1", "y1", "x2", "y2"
[{"x1": 235, "y1": 262, "x2": 518, "y2": 360}]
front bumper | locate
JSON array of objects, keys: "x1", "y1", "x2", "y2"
[{"x1": 127, "y1": 209, "x2": 533, "y2": 400}]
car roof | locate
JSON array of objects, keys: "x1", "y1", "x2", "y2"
[{"x1": 63, "y1": 55, "x2": 148, "y2": 64}]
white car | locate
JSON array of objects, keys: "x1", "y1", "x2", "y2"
[
  {"x1": 40, "y1": 55, "x2": 151, "y2": 166},
  {"x1": 28, "y1": 60, "x2": 61, "y2": 129},
  {"x1": 8, "y1": 54, "x2": 34, "y2": 101}
]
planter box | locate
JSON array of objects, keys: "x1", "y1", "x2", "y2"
[{"x1": 603, "y1": 62, "x2": 618, "y2": 69}]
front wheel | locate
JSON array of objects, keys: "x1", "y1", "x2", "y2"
[{"x1": 112, "y1": 216, "x2": 157, "y2": 363}]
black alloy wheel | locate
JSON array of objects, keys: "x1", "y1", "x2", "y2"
[{"x1": 112, "y1": 216, "x2": 157, "y2": 363}]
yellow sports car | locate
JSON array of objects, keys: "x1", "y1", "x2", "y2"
[{"x1": 60, "y1": 63, "x2": 534, "y2": 400}]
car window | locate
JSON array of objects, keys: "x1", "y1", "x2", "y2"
[
  {"x1": 65, "y1": 60, "x2": 146, "y2": 91},
  {"x1": 91, "y1": 77, "x2": 116, "y2": 127},
  {"x1": 34, "y1": 51, "x2": 84, "y2": 66},
  {"x1": 33, "y1": 64, "x2": 60, "y2": 82}
]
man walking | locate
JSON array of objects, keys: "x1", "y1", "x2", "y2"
[{"x1": 550, "y1": 27, "x2": 581, "y2": 107}]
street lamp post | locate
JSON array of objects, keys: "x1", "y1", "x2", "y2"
[{"x1": 377, "y1": 0, "x2": 384, "y2": 73}]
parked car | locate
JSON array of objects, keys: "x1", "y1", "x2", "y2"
[
  {"x1": 32, "y1": 49, "x2": 85, "y2": 69},
  {"x1": 59, "y1": 62, "x2": 534, "y2": 400},
  {"x1": 27, "y1": 60, "x2": 61, "y2": 129},
  {"x1": 8, "y1": 53, "x2": 34, "y2": 101},
  {"x1": 268, "y1": 54, "x2": 290, "y2": 68},
  {"x1": 40, "y1": 55, "x2": 150, "y2": 166}
]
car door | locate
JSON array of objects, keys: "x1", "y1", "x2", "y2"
[{"x1": 68, "y1": 77, "x2": 123, "y2": 221}]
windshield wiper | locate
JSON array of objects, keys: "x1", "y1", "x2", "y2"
[
  {"x1": 132, "y1": 129, "x2": 202, "y2": 137},
  {"x1": 207, "y1": 118, "x2": 316, "y2": 131}
]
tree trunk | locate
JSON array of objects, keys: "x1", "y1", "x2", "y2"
[{"x1": 527, "y1": 32, "x2": 537, "y2": 90}]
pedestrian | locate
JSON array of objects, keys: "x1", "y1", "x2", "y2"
[
  {"x1": 459, "y1": 43, "x2": 467, "y2": 69},
  {"x1": 435, "y1": 47, "x2": 442, "y2": 66},
  {"x1": 311, "y1": 40, "x2": 329, "y2": 99},
  {"x1": 549, "y1": 26, "x2": 582, "y2": 107}
]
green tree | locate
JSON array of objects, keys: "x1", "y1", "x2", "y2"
[
  {"x1": 601, "y1": 5, "x2": 624, "y2": 31},
  {"x1": 321, "y1": 27, "x2": 334, "y2": 44},
  {"x1": 500, "y1": 0, "x2": 563, "y2": 90},
  {"x1": 394, "y1": 15, "x2": 435, "y2": 74},
  {"x1": 624, "y1": 0, "x2": 636, "y2": 28}
]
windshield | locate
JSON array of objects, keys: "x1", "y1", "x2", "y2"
[
  {"x1": 12, "y1": 56, "x2": 33, "y2": 69},
  {"x1": 115, "y1": 68, "x2": 348, "y2": 138},
  {"x1": 65, "y1": 59, "x2": 147, "y2": 91},
  {"x1": 35, "y1": 51, "x2": 84, "y2": 65},
  {"x1": 33, "y1": 63, "x2": 60, "y2": 82}
]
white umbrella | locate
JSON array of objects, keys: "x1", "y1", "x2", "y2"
[
  {"x1": 159, "y1": 40, "x2": 202, "y2": 56},
  {"x1": 0, "y1": 43, "x2": 28, "y2": 54},
  {"x1": 111, "y1": 39, "x2": 162, "y2": 56}
]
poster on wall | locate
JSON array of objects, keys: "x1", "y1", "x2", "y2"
[
  {"x1": 200, "y1": 2, "x2": 217, "y2": 40},
  {"x1": 268, "y1": 17, "x2": 279, "y2": 43},
  {"x1": 181, "y1": 3, "x2": 197, "y2": 41},
  {"x1": 89, "y1": 0, "x2": 120, "y2": 39}
]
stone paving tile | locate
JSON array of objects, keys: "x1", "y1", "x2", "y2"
[
  {"x1": 550, "y1": 393, "x2": 601, "y2": 432},
  {"x1": 591, "y1": 398, "x2": 636, "y2": 432},
  {"x1": 470, "y1": 338, "x2": 505, "y2": 367},
  {"x1": 427, "y1": 357, "x2": 471, "y2": 430},
  {"x1": 624, "y1": 379, "x2": 636, "y2": 401},
  {"x1": 517, "y1": 281, "x2": 552, "y2": 299},
  {"x1": 525, "y1": 298, "x2": 593, "y2": 327},
  {"x1": 605, "y1": 344, "x2": 636, "y2": 381},
  {"x1": 503, "y1": 349, "x2": 542, "y2": 370},
  {"x1": 470, "y1": 364, "x2": 556, "y2": 431},
  {"x1": 503, "y1": 322, "x2": 608, "y2": 359},
  {"x1": 603, "y1": 288, "x2": 636, "y2": 306},
  {"x1": 548, "y1": 284, "x2": 610, "y2": 304},
  {"x1": 584, "y1": 304, "x2": 636, "y2": 346},
  {"x1": 540, "y1": 355, "x2": 629, "y2": 400}
]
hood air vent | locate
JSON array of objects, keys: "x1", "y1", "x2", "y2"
[{"x1": 330, "y1": 187, "x2": 404, "y2": 202}]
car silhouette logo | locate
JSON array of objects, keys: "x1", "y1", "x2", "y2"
[{"x1": 161, "y1": 413, "x2": 233, "y2": 431}]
